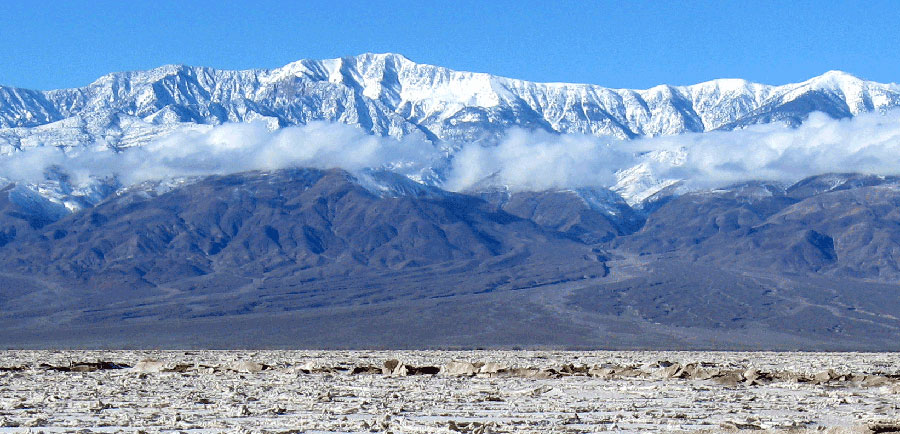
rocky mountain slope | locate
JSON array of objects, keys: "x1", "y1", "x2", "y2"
[{"x1": 617, "y1": 174, "x2": 900, "y2": 279}]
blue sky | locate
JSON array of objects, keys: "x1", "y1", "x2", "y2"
[{"x1": 1, "y1": 1, "x2": 898, "y2": 90}]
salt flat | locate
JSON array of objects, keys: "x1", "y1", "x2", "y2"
[{"x1": 0, "y1": 351, "x2": 897, "y2": 433}]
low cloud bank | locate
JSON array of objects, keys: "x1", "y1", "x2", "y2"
[
  {"x1": 446, "y1": 111, "x2": 900, "y2": 192},
  {"x1": 639, "y1": 111, "x2": 900, "y2": 189},
  {"x1": 443, "y1": 128, "x2": 632, "y2": 191},
  {"x1": 0, "y1": 121, "x2": 439, "y2": 187},
  {"x1": 1, "y1": 111, "x2": 900, "y2": 197}
]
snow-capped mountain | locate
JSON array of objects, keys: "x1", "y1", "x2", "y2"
[
  {"x1": 2, "y1": 53, "x2": 900, "y2": 220},
  {"x1": 1, "y1": 53, "x2": 898, "y2": 154},
  {"x1": 4, "y1": 55, "x2": 900, "y2": 350}
]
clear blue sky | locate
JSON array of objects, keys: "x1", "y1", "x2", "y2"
[{"x1": 1, "y1": 1, "x2": 898, "y2": 90}]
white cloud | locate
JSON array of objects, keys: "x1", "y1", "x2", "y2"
[
  {"x1": 443, "y1": 128, "x2": 632, "y2": 191},
  {"x1": 639, "y1": 111, "x2": 900, "y2": 189},
  {"x1": 445, "y1": 110, "x2": 900, "y2": 192},
  {"x1": 2, "y1": 110, "x2": 900, "y2": 200},
  {"x1": 0, "y1": 121, "x2": 439, "y2": 187}
]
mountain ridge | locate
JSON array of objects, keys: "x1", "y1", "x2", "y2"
[{"x1": 2, "y1": 53, "x2": 898, "y2": 154}]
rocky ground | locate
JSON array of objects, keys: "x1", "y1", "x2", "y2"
[{"x1": 0, "y1": 351, "x2": 898, "y2": 433}]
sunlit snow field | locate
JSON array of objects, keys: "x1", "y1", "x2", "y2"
[{"x1": 0, "y1": 351, "x2": 898, "y2": 433}]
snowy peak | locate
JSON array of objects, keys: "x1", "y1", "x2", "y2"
[{"x1": 810, "y1": 69, "x2": 859, "y2": 82}]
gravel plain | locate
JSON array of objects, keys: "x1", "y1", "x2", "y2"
[{"x1": 0, "y1": 351, "x2": 898, "y2": 433}]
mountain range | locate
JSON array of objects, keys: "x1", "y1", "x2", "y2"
[
  {"x1": 2, "y1": 53, "x2": 899, "y2": 151},
  {"x1": 2, "y1": 168, "x2": 900, "y2": 350},
  {"x1": 1, "y1": 54, "x2": 900, "y2": 349}
]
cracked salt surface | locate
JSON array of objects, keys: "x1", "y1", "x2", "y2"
[{"x1": 0, "y1": 351, "x2": 897, "y2": 433}]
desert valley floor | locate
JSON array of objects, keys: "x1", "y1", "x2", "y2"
[{"x1": 0, "y1": 351, "x2": 898, "y2": 433}]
